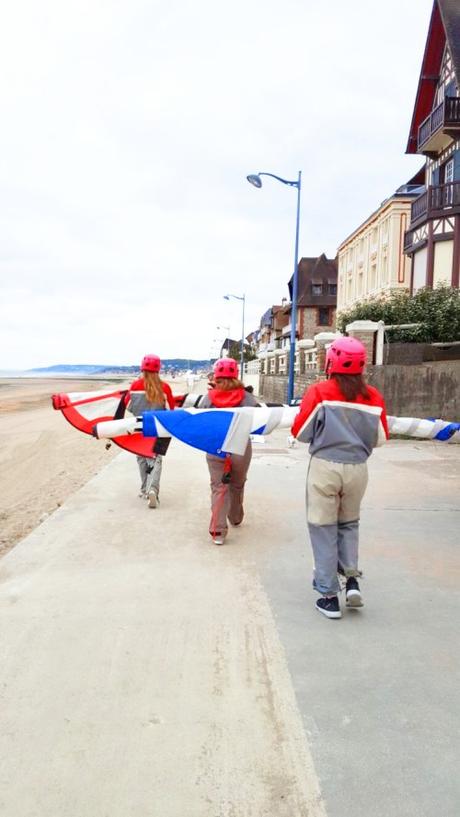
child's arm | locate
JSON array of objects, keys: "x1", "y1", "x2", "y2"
[
  {"x1": 375, "y1": 398, "x2": 389, "y2": 446},
  {"x1": 163, "y1": 382, "x2": 175, "y2": 410},
  {"x1": 291, "y1": 385, "x2": 322, "y2": 442}
]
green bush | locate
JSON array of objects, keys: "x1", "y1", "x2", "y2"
[{"x1": 337, "y1": 285, "x2": 460, "y2": 343}]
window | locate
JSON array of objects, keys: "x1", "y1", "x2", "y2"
[
  {"x1": 381, "y1": 254, "x2": 388, "y2": 284},
  {"x1": 312, "y1": 282, "x2": 323, "y2": 296},
  {"x1": 444, "y1": 158, "x2": 454, "y2": 183},
  {"x1": 442, "y1": 158, "x2": 454, "y2": 205},
  {"x1": 445, "y1": 79, "x2": 457, "y2": 98},
  {"x1": 318, "y1": 307, "x2": 331, "y2": 326},
  {"x1": 369, "y1": 264, "x2": 377, "y2": 291},
  {"x1": 328, "y1": 282, "x2": 337, "y2": 296}
]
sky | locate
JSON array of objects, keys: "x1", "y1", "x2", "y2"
[{"x1": 0, "y1": 0, "x2": 434, "y2": 369}]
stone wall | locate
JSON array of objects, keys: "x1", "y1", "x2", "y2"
[
  {"x1": 367, "y1": 360, "x2": 460, "y2": 419},
  {"x1": 300, "y1": 307, "x2": 336, "y2": 340},
  {"x1": 384, "y1": 343, "x2": 460, "y2": 364},
  {"x1": 260, "y1": 360, "x2": 460, "y2": 418},
  {"x1": 259, "y1": 372, "x2": 318, "y2": 403}
]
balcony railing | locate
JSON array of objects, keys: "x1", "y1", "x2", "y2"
[
  {"x1": 418, "y1": 96, "x2": 460, "y2": 152},
  {"x1": 410, "y1": 182, "x2": 460, "y2": 224},
  {"x1": 411, "y1": 189, "x2": 428, "y2": 222},
  {"x1": 405, "y1": 181, "x2": 460, "y2": 251}
]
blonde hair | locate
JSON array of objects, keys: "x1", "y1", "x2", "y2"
[
  {"x1": 144, "y1": 371, "x2": 166, "y2": 407},
  {"x1": 214, "y1": 377, "x2": 244, "y2": 391}
]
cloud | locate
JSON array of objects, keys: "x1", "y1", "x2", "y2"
[{"x1": 0, "y1": 0, "x2": 433, "y2": 367}]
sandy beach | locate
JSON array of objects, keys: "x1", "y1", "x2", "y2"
[
  {"x1": 0, "y1": 378, "x2": 127, "y2": 558},
  {"x1": 0, "y1": 375, "x2": 205, "y2": 559}
]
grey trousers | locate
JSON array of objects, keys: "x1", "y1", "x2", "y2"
[
  {"x1": 136, "y1": 455, "x2": 162, "y2": 496},
  {"x1": 306, "y1": 456, "x2": 368, "y2": 595},
  {"x1": 206, "y1": 444, "x2": 252, "y2": 536}
]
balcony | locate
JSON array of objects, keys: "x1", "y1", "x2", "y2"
[
  {"x1": 404, "y1": 181, "x2": 460, "y2": 252},
  {"x1": 411, "y1": 182, "x2": 460, "y2": 223},
  {"x1": 417, "y1": 96, "x2": 460, "y2": 154}
]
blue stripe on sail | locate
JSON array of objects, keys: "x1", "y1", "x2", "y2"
[
  {"x1": 142, "y1": 412, "x2": 160, "y2": 438},
  {"x1": 143, "y1": 409, "x2": 234, "y2": 456},
  {"x1": 427, "y1": 418, "x2": 460, "y2": 441},
  {"x1": 434, "y1": 423, "x2": 460, "y2": 441}
]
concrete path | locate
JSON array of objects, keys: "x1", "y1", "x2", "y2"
[{"x1": 0, "y1": 433, "x2": 459, "y2": 816}]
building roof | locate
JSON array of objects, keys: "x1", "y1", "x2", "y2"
[
  {"x1": 406, "y1": 0, "x2": 460, "y2": 153},
  {"x1": 259, "y1": 304, "x2": 285, "y2": 328},
  {"x1": 287, "y1": 254, "x2": 338, "y2": 307}
]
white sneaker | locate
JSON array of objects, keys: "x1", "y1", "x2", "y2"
[
  {"x1": 345, "y1": 577, "x2": 363, "y2": 607},
  {"x1": 213, "y1": 536, "x2": 224, "y2": 546},
  {"x1": 148, "y1": 490, "x2": 158, "y2": 508}
]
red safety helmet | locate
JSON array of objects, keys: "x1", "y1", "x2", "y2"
[
  {"x1": 325, "y1": 337, "x2": 367, "y2": 375},
  {"x1": 141, "y1": 354, "x2": 161, "y2": 373},
  {"x1": 213, "y1": 357, "x2": 239, "y2": 378}
]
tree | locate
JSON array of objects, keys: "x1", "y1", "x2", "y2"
[
  {"x1": 337, "y1": 285, "x2": 460, "y2": 343},
  {"x1": 227, "y1": 341, "x2": 257, "y2": 362}
]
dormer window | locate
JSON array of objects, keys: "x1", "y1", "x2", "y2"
[{"x1": 312, "y1": 282, "x2": 323, "y2": 296}]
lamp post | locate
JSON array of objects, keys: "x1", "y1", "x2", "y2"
[
  {"x1": 223, "y1": 294, "x2": 246, "y2": 379},
  {"x1": 247, "y1": 170, "x2": 302, "y2": 404}
]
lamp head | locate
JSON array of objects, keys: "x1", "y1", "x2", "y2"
[
  {"x1": 223, "y1": 295, "x2": 230, "y2": 300},
  {"x1": 247, "y1": 174, "x2": 262, "y2": 188}
]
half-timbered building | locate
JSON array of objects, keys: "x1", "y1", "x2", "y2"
[{"x1": 404, "y1": 0, "x2": 460, "y2": 289}]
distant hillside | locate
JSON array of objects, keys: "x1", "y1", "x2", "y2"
[{"x1": 28, "y1": 360, "x2": 213, "y2": 374}]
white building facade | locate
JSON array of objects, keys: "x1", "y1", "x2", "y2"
[{"x1": 337, "y1": 192, "x2": 417, "y2": 313}]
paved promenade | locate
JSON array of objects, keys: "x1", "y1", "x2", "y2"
[{"x1": 0, "y1": 433, "x2": 459, "y2": 816}]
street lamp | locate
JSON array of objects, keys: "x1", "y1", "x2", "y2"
[
  {"x1": 247, "y1": 170, "x2": 302, "y2": 404},
  {"x1": 223, "y1": 294, "x2": 245, "y2": 379}
]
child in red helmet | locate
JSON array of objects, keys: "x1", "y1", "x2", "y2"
[
  {"x1": 126, "y1": 355, "x2": 175, "y2": 507},
  {"x1": 291, "y1": 337, "x2": 389, "y2": 619},
  {"x1": 200, "y1": 357, "x2": 258, "y2": 545}
]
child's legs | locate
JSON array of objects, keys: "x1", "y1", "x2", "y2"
[
  {"x1": 307, "y1": 457, "x2": 342, "y2": 595},
  {"x1": 136, "y1": 456, "x2": 150, "y2": 492},
  {"x1": 228, "y1": 444, "x2": 252, "y2": 525},
  {"x1": 337, "y1": 463, "x2": 368, "y2": 576},
  {"x1": 206, "y1": 455, "x2": 230, "y2": 536},
  {"x1": 308, "y1": 523, "x2": 341, "y2": 595},
  {"x1": 145, "y1": 455, "x2": 162, "y2": 497}
]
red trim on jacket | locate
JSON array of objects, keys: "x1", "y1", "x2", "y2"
[{"x1": 291, "y1": 379, "x2": 389, "y2": 439}]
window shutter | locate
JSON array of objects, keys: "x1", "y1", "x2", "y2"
[{"x1": 431, "y1": 167, "x2": 440, "y2": 186}]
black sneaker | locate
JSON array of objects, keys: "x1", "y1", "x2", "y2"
[
  {"x1": 346, "y1": 577, "x2": 363, "y2": 608},
  {"x1": 316, "y1": 596, "x2": 342, "y2": 619}
]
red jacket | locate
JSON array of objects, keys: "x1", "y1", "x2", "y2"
[
  {"x1": 126, "y1": 377, "x2": 175, "y2": 410},
  {"x1": 291, "y1": 378, "x2": 389, "y2": 464}
]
